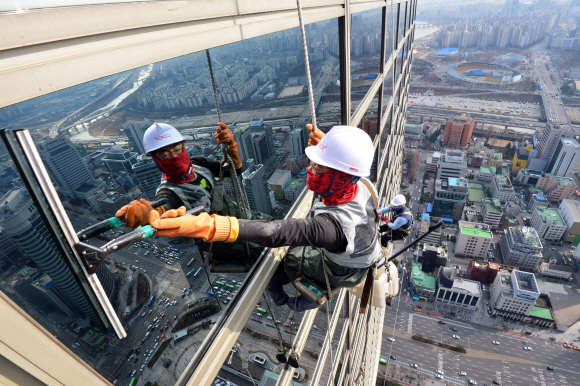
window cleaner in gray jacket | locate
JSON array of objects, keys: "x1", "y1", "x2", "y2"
[
  {"x1": 378, "y1": 194, "x2": 413, "y2": 247},
  {"x1": 148, "y1": 125, "x2": 383, "y2": 312}
]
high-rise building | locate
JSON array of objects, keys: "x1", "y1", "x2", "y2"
[
  {"x1": 0, "y1": 188, "x2": 98, "y2": 322},
  {"x1": 233, "y1": 125, "x2": 256, "y2": 171},
  {"x1": 251, "y1": 132, "x2": 269, "y2": 164},
  {"x1": 290, "y1": 128, "x2": 305, "y2": 156},
  {"x1": 267, "y1": 169, "x2": 292, "y2": 200},
  {"x1": 482, "y1": 199, "x2": 503, "y2": 228},
  {"x1": 498, "y1": 226, "x2": 543, "y2": 271},
  {"x1": 443, "y1": 114, "x2": 475, "y2": 148},
  {"x1": 98, "y1": 191, "x2": 130, "y2": 215},
  {"x1": 558, "y1": 199, "x2": 580, "y2": 243},
  {"x1": 490, "y1": 270, "x2": 540, "y2": 322},
  {"x1": 102, "y1": 147, "x2": 138, "y2": 173},
  {"x1": 490, "y1": 175, "x2": 516, "y2": 203},
  {"x1": 132, "y1": 155, "x2": 162, "y2": 200},
  {"x1": 249, "y1": 118, "x2": 274, "y2": 158},
  {"x1": 123, "y1": 119, "x2": 151, "y2": 155},
  {"x1": 284, "y1": 179, "x2": 306, "y2": 201},
  {"x1": 456, "y1": 221, "x2": 493, "y2": 259},
  {"x1": 436, "y1": 150, "x2": 467, "y2": 180},
  {"x1": 242, "y1": 159, "x2": 273, "y2": 215},
  {"x1": 536, "y1": 123, "x2": 575, "y2": 167},
  {"x1": 432, "y1": 178, "x2": 468, "y2": 222},
  {"x1": 546, "y1": 138, "x2": 580, "y2": 177},
  {"x1": 36, "y1": 134, "x2": 96, "y2": 200},
  {"x1": 530, "y1": 207, "x2": 566, "y2": 241},
  {"x1": 435, "y1": 269, "x2": 481, "y2": 310},
  {"x1": 0, "y1": 227, "x2": 24, "y2": 270}
]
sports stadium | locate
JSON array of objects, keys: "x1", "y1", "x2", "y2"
[{"x1": 446, "y1": 62, "x2": 523, "y2": 86}]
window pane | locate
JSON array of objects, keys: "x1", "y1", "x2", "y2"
[
  {"x1": 3, "y1": 0, "x2": 156, "y2": 11},
  {"x1": 350, "y1": 8, "x2": 383, "y2": 108},
  {"x1": 386, "y1": 2, "x2": 394, "y2": 55},
  {"x1": 399, "y1": 1, "x2": 408, "y2": 46}
]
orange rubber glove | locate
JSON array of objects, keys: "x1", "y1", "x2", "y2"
[
  {"x1": 149, "y1": 206, "x2": 239, "y2": 242},
  {"x1": 215, "y1": 122, "x2": 242, "y2": 169},
  {"x1": 115, "y1": 198, "x2": 158, "y2": 227},
  {"x1": 307, "y1": 124, "x2": 325, "y2": 146}
]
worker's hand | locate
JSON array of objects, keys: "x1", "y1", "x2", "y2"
[
  {"x1": 380, "y1": 216, "x2": 391, "y2": 224},
  {"x1": 150, "y1": 206, "x2": 239, "y2": 242},
  {"x1": 115, "y1": 199, "x2": 155, "y2": 227},
  {"x1": 215, "y1": 122, "x2": 236, "y2": 147},
  {"x1": 307, "y1": 124, "x2": 324, "y2": 146},
  {"x1": 377, "y1": 207, "x2": 390, "y2": 215}
]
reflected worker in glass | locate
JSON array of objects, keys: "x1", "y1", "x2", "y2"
[{"x1": 149, "y1": 125, "x2": 383, "y2": 312}]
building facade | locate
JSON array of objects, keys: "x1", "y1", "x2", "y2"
[
  {"x1": 436, "y1": 269, "x2": 481, "y2": 310},
  {"x1": 498, "y1": 226, "x2": 543, "y2": 271},
  {"x1": 536, "y1": 122, "x2": 575, "y2": 167},
  {"x1": 242, "y1": 159, "x2": 273, "y2": 215},
  {"x1": 267, "y1": 169, "x2": 292, "y2": 200},
  {"x1": 490, "y1": 270, "x2": 540, "y2": 322},
  {"x1": 537, "y1": 262, "x2": 574, "y2": 280},
  {"x1": 516, "y1": 169, "x2": 577, "y2": 201},
  {"x1": 132, "y1": 155, "x2": 162, "y2": 201},
  {"x1": 546, "y1": 137, "x2": 580, "y2": 177},
  {"x1": 530, "y1": 206, "x2": 566, "y2": 241},
  {"x1": 558, "y1": 199, "x2": 580, "y2": 244},
  {"x1": 490, "y1": 175, "x2": 516, "y2": 202},
  {"x1": 431, "y1": 177, "x2": 468, "y2": 222},
  {"x1": 284, "y1": 179, "x2": 306, "y2": 201},
  {"x1": 102, "y1": 147, "x2": 138, "y2": 173},
  {"x1": 122, "y1": 119, "x2": 151, "y2": 155},
  {"x1": 482, "y1": 199, "x2": 503, "y2": 228},
  {"x1": 289, "y1": 128, "x2": 305, "y2": 156},
  {"x1": 456, "y1": 221, "x2": 493, "y2": 259},
  {"x1": 437, "y1": 150, "x2": 467, "y2": 179},
  {"x1": 443, "y1": 114, "x2": 475, "y2": 148}
]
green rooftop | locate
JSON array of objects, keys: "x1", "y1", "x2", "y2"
[
  {"x1": 492, "y1": 152, "x2": 502, "y2": 161},
  {"x1": 529, "y1": 305, "x2": 554, "y2": 320},
  {"x1": 411, "y1": 262, "x2": 436, "y2": 290},
  {"x1": 529, "y1": 187, "x2": 543, "y2": 194},
  {"x1": 285, "y1": 179, "x2": 304, "y2": 189},
  {"x1": 468, "y1": 182, "x2": 486, "y2": 203},
  {"x1": 536, "y1": 207, "x2": 565, "y2": 226},
  {"x1": 486, "y1": 199, "x2": 502, "y2": 213},
  {"x1": 461, "y1": 226, "x2": 492, "y2": 238},
  {"x1": 480, "y1": 166, "x2": 496, "y2": 174}
]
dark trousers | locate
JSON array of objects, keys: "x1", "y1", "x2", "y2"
[{"x1": 380, "y1": 229, "x2": 408, "y2": 247}]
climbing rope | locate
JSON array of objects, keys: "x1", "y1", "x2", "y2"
[{"x1": 295, "y1": 0, "x2": 318, "y2": 130}]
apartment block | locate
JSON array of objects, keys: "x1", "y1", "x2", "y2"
[
  {"x1": 491, "y1": 175, "x2": 516, "y2": 203},
  {"x1": 498, "y1": 226, "x2": 543, "y2": 271},
  {"x1": 432, "y1": 178, "x2": 468, "y2": 222},
  {"x1": 443, "y1": 114, "x2": 475, "y2": 148},
  {"x1": 490, "y1": 270, "x2": 540, "y2": 322},
  {"x1": 437, "y1": 150, "x2": 467, "y2": 180},
  {"x1": 530, "y1": 207, "x2": 566, "y2": 241},
  {"x1": 516, "y1": 169, "x2": 577, "y2": 201},
  {"x1": 481, "y1": 199, "x2": 503, "y2": 228},
  {"x1": 456, "y1": 221, "x2": 493, "y2": 259},
  {"x1": 558, "y1": 199, "x2": 580, "y2": 243}
]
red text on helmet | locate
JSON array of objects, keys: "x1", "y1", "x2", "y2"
[{"x1": 155, "y1": 134, "x2": 171, "y2": 141}]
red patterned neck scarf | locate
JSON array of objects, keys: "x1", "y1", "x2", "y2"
[
  {"x1": 306, "y1": 166, "x2": 359, "y2": 206},
  {"x1": 152, "y1": 149, "x2": 195, "y2": 184}
]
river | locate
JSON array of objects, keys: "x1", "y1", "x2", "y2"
[{"x1": 414, "y1": 21, "x2": 439, "y2": 40}]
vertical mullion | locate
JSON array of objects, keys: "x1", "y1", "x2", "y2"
[
  {"x1": 375, "y1": 5, "x2": 388, "y2": 184},
  {"x1": 339, "y1": 0, "x2": 351, "y2": 126}
]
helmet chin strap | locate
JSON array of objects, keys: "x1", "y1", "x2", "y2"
[{"x1": 320, "y1": 170, "x2": 360, "y2": 197}]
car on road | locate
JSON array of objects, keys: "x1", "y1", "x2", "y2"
[
  {"x1": 458, "y1": 371, "x2": 466, "y2": 376},
  {"x1": 389, "y1": 356, "x2": 397, "y2": 361},
  {"x1": 438, "y1": 320, "x2": 445, "y2": 325},
  {"x1": 468, "y1": 380, "x2": 477, "y2": 385},
  {"x1": 452, "y1": 335, "x2": 460, "y2": 339},
  {"x1": 435, "y1": 370, "x2": 444, "y2": 375},
  {"x1": 450, "y1": 327, "x2": 457, "y2": 331},
  {"x1": 410, "y1": 364, "x2": 418, "y2": 368},
  {"x1": 493, "y1": 381, "x2": 500, "y2": 385},
  {"x1": 523, "y1": 346, "x2": 532, "y2": 351},
  {"x1": 387, "y1": 337, "x2": 395, "y2": 342},
  {"x1": 547, "y1": 366, "x2": 554, "y2": 371},
  {"x1": 492, "y1": 341, "x2": 500, "y2": 345}
]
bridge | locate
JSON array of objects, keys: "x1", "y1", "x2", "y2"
[{"x1": 416, "y1": 23, "x2": 436, "y2": 29}]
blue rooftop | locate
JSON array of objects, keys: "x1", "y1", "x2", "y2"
[
  {"x1": 436, "y1": 48, "x2": 458, "y2": 54},
  {"x1": 441, "y1": 217, "x2": 454, "y2": 222},
  {"x1": 422, "y1": 213, "x2": 430, "y2": 221},
  {"x1": 537, "y1": 195, "x2": 546, "y2": 201},
  {"x1": 427, "y1": 203, "x2": 433, "y2": 213}
]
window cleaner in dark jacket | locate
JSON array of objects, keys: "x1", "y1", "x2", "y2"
[
  {"x1": 148, "y1": 125, "x2": 384, "y2": 312},
  {"x1": 378, "y1": 194, "x2": 413, "y2": 247}
]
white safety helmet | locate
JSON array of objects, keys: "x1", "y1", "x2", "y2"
[
  {"x1": 390, "y1": 194, "x2": 406, "y2": 207},
  {"x1": 304, "y1": 126, "x2": 374, "y2": 177},
  {"x1": 143, "y1": 123, "x2": 185, "y2": 155}
]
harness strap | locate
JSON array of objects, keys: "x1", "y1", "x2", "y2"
[{"x1": 360, "y1": 178, "x2": 379, "y2": 225}]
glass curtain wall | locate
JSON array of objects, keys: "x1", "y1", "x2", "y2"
[{"x1": 0, "y1": 1, "x2": 417, "y2": 385}]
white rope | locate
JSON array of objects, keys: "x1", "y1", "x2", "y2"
[{"x1": 295, "y1": 0, "x2": 318, "y2": 131}]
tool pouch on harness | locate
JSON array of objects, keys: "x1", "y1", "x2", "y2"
[
  {"x1": 346, "y1": 247, "x2": 399, "y2": 309},
  {"x1": 194, "y1": 181, "x2": 275, "y2": 270}
]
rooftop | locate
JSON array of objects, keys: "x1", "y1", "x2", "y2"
[
  {"x1": 509, "y1": 226, "x2": 542, "y2": 248},
  {"x1": 546, "y1": 263, "x2": 574, "y2": 272},
  {"x1": 528, "y1": 305, "x2": 554, "y2": 321},
  {"x1": 562, "y1": 138, "x2": 580, "y2": 148},
  {"x1": 451, "y1": 278, "x2": 481, "y2": 296},
  {"x1": 468, "y1": 182, "x2": 486, "y2": 203},
  {"x1": 285, "y1": 179, "x2": 304, "y2": 189},
  {"x1": 267, "y1": 169, "x2": 291, "y2": 186},
  {"x1": 513, "y1": 270, "x2": 540, "y2": 294},
  {"x1": 533, "y1": 195, "x2": 547, "y2": 201},
  {"x1": 492, "y1": 152, "x2": 502, "y2": 161},
  {"x1": 480, "y1": 166, "x2": 496, "y2": 174},
  {"x1": 535, "y1": 207, "x2": 565, "y2": 227},
  {"x1": 448, "y1": 177, "x2": 467, "y2": 187},
  {"x1": 485, "y1": 199, "x2": 503, "y2": 213},
  {"x1": 411, "y1": 262, "x2": 436, "y2": 290},
  {"x1": 460, "y1": 226, "x2": 492, "y2": 238}
]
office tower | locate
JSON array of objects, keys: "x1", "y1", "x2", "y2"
[
  {"x1": 132, "y1": 155, "x2": 162, "y2": 200},
  {"x1": 0, "y1": 228, "x2": 23, "y2": 270},
  {"x1": 123, "y1": 119, "x2": 151, "y2": 154},
  {"x1": 249, "y1": 118, "x2": 273, "y2": 158},
  {"x1": 558, "y1": 199, "x2": 580, "y2": 243},
  {"x1": 482, "y1": 199, "x2": 503, "y2": 228},
  {"x1": 530, "y1": 207, "x2": 566, "y2": 241},
  {"x1": 499, "y1": 226, "x2": 543, "y2": 270},
  {"x1": 242, "y1": 159, "x2": 273, "y2": 215},
  {"x1": 267, "y1": 169, "x2": 292, "y2": 200},
  {"x1": 490, "y1": 270, "x2": 541, "y2": 322},
  {"x1": 290, "y1": 128, "x2": 305, "y2": 156},
  {"x1": 102, "y1": 147, "x2": 138, "y2": 173},
  {"x1": 436, "y1": 150, "x2": 467, "y2": 180},
  {"x1": 0, "y1": 188, "x2": 98, "y2": 322},
  {"x1": 443, "y1": 114, "x2": 475, "y2": 148},
  {"x1": 36, "y1": 134, "x2": 96, "y2": 200},
  {"x1": 432, "y1": 178, "x2": 468, "y2": 222},
  {"x1": 546, "y1": 138, "x2": 580, "y2": 177},
  {"x1": 251, "y1": 132, "x2": 269, "y2": 164},
  {"x1": 456, "y1": 221, "x2": 493, "y2": 259},
  {"x1": 536, "y1": 123, "x2": 575, "y2": 168},
  {"x1": 490, "y1": 175, "x2": 516, "y2": 203},
  {"x1": 233, "y1": 125, "x2": 256, "y2": 171}
]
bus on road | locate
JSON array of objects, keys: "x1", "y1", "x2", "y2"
[
  {"x1": 147, "y1": 295, "x2": 155, "y2": 307},
  {"x1": 224, "y1": 283, "x2": 235, "y2": 289},
  {"x1": 187, "y1": 258, "x2": 195, "y2": 266},
  {"x1": 129, "y1": 378, "x2": 136, "y2": 386},
  {"x1": 186, "y1": 269, "x2": 196, "y2": 277},
  {"x1": 256, "y1": 307, "x2": 267, "y2": 314},
  {"x1": 193, "y1": 268, "x2": 201, "y2": 277},
  {"x1": 215, "y1": 281, "x2": 225, "y2": 286}
]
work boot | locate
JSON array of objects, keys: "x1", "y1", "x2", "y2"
[
  {"x1": 380, "y1": 233, "x2": 391, "y2": 248},
  {"x1": 268, "y1": 286, "x2": 289, "y2": 306},
  {"x1": 287, "y1": 295, "x2": 319, "y2": 312}
]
